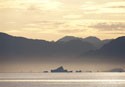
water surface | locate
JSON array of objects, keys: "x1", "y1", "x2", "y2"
[{"x1": 0, "y1": 73, "x2": 125, "y2": 87}]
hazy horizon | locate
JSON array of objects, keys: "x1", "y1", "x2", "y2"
[
  {"x1": 0, "y1": 1, "x2": 125, "y2": 87},
  {"x1": 0, "y1": 32, "x2": 125, "y2": 72},
  {"x1": 0, "y1": 0, "x2": 125, "y2": 73},
  {"x1": 0, "y1": 32, "x2": 117, "y2": 41}
]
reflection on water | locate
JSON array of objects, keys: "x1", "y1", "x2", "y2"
[
  {"x1": 0, "y1": 73, "x2": 125, "y2": 87},
  {"x1": 0, "y1": 82, "x2": 125, "y2": 87}
]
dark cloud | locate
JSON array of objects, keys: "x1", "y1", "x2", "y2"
[{"x1": 89, "y1": 22, "x2": 125, "y2": 31}]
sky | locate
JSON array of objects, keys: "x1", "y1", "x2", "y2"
[{"x1": 0, "y1": 0, "x2": 125, "y2": 41}]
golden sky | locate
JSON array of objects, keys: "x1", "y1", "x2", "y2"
[{"x1": 0, "y1": 0, "x2": 125, "y2": 41}]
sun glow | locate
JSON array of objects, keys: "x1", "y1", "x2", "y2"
[
  {"x1": 14, "y1": 0, "x2": 63, "y2": 10},
  {"x1": 0, "y1": 0, "x2": 62, "y2": 10}
]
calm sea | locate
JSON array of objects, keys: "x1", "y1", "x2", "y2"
[{"x1": 0, "y1": 73, "x2": 125, "y2": 87}]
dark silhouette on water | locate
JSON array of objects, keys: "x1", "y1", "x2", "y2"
[
  {"x1": 51, "y1": 66, "x2": 72, "y2": 73},
  {"x1": 43, "y1": 71, "x2": 49, "y2": 73},
  {"x1": 76, "y1": 70, "x2": 82, "y2": 73},
  {"x1": 108, "y1": 68, "x2": 125, "y2": 72}
]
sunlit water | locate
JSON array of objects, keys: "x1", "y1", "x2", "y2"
[{"x1": 0, "y1": 73, "x2": 125, "y2": 87}]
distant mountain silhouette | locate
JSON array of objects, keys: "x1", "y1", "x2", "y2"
[
  {"x1": 58, "y1": 36, "x2": 112, "y2": 48},
  {"x1": 0, "y1": 32, "x2": 96, "y2": 61},
  {"x1": 55, "y1": 39, "x2": 96, "y2": 57},
  {"x1": 83, "y1": 36, "x2": 101, "y2": 44},
  {"x1": 97, "y1": 36, "x2": 125, "y2": 57},
  {"x1": 83, "y1": 36, "x2": 125, "y2": 61},
  {"x1": 0, "y1": 32, "x2": 54, "y2": 61},
  {"x1": 102, "y1": 39, "x2": 112, "y2": 45},
  {"x1": 82, "y1": 36, "x2": 102, "y2": 48},
  {"x1": 0, "y1": 32, "x2": 124, "y2": 62},
  {"x1": 57, "y1": 36, "x2": 82, "y2": 42}
]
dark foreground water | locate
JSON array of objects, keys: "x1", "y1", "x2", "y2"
[{"x1": 0, "y1": 73, "x2": 125, "y2": 87}]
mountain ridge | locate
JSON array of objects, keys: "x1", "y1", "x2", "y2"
[
  {"x1": 82, "y1": 36, "x2": 125, "y2": 62},
  {"x1": 57, "y1": 35, "x2": 112, "y2": 48},
  {"x1": 0, "y1": 32, "x2": 96, "y2": 61},
  {"x1": 0, "y1": 32, "x2": 124, "y2": 63}
]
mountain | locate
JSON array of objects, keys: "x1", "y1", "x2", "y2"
[
  {"x1": 102, "y1": 39, "x2": 113, "y2": 45},
  {"x1": 82, "y1": 36, "x2": 102, "y2": 48},
  {"x1": 55, "y1": 39, "x2": 96, "y2": 57},
  {"x1": 0, "y1": 32, "x2": 53, "y2": 60},
  {"x1": 83, "y1": 36, "x2": 125, "y2": 61},
  {"x1": 1, "y1": 32, "x2": 123, "y2": 63},
  {"x1": 0, "y1": 32, "x2": 96, "y2": 61},
  {"x1": 83, "y1": 36, "x2": 101, "y2": 44},
  {"x1": 58, "y1": 36, "x2": 112, "y2": 48},
  {"x1": 57, "y1": 36, "x2": 82, "y2": 42},
  {"x1": 98, "y1": 36, "x2": 125, "y2": 57}
]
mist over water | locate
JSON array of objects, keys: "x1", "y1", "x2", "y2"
[
  {"x1": 0, "y1": 0, "x2": 125, "y2": 86},
  {"x1": 0, "y1": 56, "x2": 124, "y2": 73}
]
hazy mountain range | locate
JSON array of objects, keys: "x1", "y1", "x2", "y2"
[
  {"x1": 0, "y1": 32, "x2": 125, "y2": 62},
  {"x1": 84, "y1": 36, "x2": 125, "y2": 60},
  {"x1": 57, "y1": 36, "x2": 112, "y2": 48}
]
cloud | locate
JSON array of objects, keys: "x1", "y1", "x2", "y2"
[
  {"x1": 109, "y1": 6, "x2": 125, "y2": 8},
  {"x1": 0, "y1": 0, "x2": 125, "y2": 40},
  {"x1": 81, "y1": 1, "x2": 125, "y2": 14},
  {"x1": 105, "y1": 1, "x2": 125, "y2": 8},
  {"x1": 0, "y1": 0, "x2": 63, "y2": 11},
  {"x1": 63, "y1": 14, "x2": 83, "y2": 19},
  {"x1": 58, "y1": 29, "x2": 84, "y2": 34},
  {"x1": 89, "y1": 22, "x2": 125, "y2": 31},
  {"x1": 104, "y1": 32, "x2": 125, "y2": 34},
  {"x1": 81, "y1": 1, "x2": 98, "y2": 11}
]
